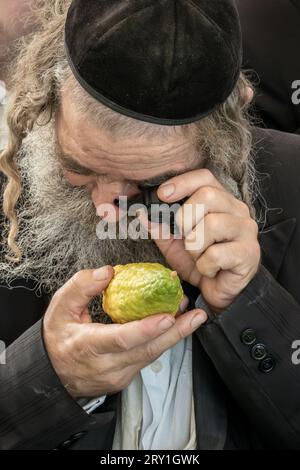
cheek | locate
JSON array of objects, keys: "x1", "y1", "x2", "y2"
[{"x1": 63, "y1": 171, "x2": 95, "y2": 188}]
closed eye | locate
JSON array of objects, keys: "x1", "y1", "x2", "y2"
[
  {"x1": 63, "y1": 166, "x2": 97, "y2": 177},
  {"x1": 58, "y1": 150, "x2": 99, "y2": 177}
]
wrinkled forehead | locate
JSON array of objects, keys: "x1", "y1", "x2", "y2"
[{"x1": 55, "y1": 89, "x2": 202, "y2": 178}]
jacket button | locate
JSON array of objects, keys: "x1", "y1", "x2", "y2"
[
  {"x1": 259, "y1": 356, "x2": 276, "y2": 373},
  {"x1": 241, "y1": 328, "x2": 257, "y2": 345},
  {"x1": 251, "y1": 343, "x2": 267, "y2": 361}
]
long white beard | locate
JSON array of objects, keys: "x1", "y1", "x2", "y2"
[{"x1": 0, "y1": 121, "x2": 165, "y2": 317}]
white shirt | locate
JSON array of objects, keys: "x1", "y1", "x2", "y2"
[{"x1": 84, "y1": 336, "x2": 196, "y2": 450}]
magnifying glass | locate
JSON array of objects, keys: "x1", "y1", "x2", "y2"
[{"x1": 115, "y1": 187, "x2": 188, "y2": 234}]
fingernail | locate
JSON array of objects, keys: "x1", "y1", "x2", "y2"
[
  {"x1": 160, "y1": 183, "x2": 175, "y2": 198},
  {"x1": 190, "y1": 312, "x2": 206, "y2": 330},
  {"x1": 93, "y1": 266, "x2": 110, "y2": 281},
  {"x1": 179, "y1": 297, "x2": 189, "y2": 313},
  {"x1": 159, "y1": 316, "x2": 176, "y2": 332}
]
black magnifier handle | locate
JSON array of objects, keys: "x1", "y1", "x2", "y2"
[
  {"x1": 116, "y1": 188, "x2": 188, "y2": 234},
  {"x1": 124, "y1": 188, "x2": 188, "y2": 207},
  {"x1": 115, "y1": 188, "x2": 187, "y2": 210}
]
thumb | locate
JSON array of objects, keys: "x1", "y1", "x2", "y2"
[{"x1": 50, "y1": 265, "x2": 114, "y2": 321}]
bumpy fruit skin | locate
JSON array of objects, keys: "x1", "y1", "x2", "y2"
[{"x1": 102, "y1": 263, "x2": 184, "y2": 324}]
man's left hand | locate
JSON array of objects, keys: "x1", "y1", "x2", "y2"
[{"x1": 145, "y1": 169, "x2": 261, "y2": 312}]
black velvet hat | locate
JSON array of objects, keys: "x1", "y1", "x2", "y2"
[{"x1": 65, "y1": 0, "x2": 242, "y2": 125}]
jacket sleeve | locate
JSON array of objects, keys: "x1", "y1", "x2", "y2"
[
  {"x1": 197, "y1": 265, "x2": 300, "y2": 449},
  {"x1": 0, "y1": 319, "x2": 116, "y2": 450}
]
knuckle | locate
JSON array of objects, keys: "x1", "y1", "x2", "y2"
[
  {"x1": 113, "y1": 332, "x2": 132, "y2": 352},
  {"x1": 145, "y1": 341, "x2": 160, "y2": 362},
  {"x1": 247, "y1": 218, "x2": 259, "y2": 236},
  {"x1": 199, "y1": 186, "x2": 216, "y2": 205},
  {"x1": 237, "y1": 200, "x2": 250, "y2": 216},
  {"x1": 84, "y1": 343, "x2": 101, "y2": 359},
  {"x1": 236, "y1": 250, "x2": 246, "y2": 267},
  {"x1": 237, "y1": 241, "x2": 260, "y2": 273},
  {"x1": 206, "y1": 244, "x2": 220, "y2": 263},
  {"x1": 196, "y1": 256, "x2": 204, "y2": 272},
  {"x1": 174, "y1": 323, "x2": 188, "y2": 340}
]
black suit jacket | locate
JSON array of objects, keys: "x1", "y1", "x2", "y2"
[
  {"x1": 1, "y1": 128, "x2": 300, "y2": 450},
  {"x1": 237, "y1": 0, "x2": 300, "y2": 134}
]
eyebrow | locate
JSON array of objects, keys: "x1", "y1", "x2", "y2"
[
  {"x1": 58, "y1": 152, "x2": 199, "y2": 187},
  {"x1": 59, "y1": 153, "x2": 99, "y2": 176}
]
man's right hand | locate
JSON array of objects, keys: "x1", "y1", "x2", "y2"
[{"x1": 43, "y1": 266, "x2": 207, "y2": 398}]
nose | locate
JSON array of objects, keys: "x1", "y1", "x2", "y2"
[{"x1": 90, "y1": 180, "x2": 139, "y2": 222}]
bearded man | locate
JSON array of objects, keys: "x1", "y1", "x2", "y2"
[{"x1": 0, "y1": 0, "x2": 300, "y2": 450}]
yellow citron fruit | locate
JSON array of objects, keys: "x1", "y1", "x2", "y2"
[{"x1": 102, "y1": 263, "x2": 184, "y2": 324}]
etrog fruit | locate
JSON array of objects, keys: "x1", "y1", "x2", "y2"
[{"x1": 102, "y1": 263, "x2": 184, "y2": 324}]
